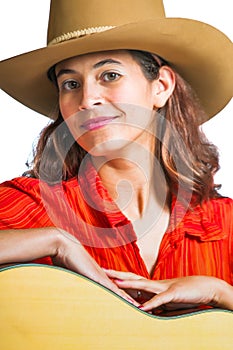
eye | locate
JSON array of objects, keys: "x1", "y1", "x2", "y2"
[
  {"x1": 101, "y1": 72, "x2": 121, "y2": 82},
  {"x1": 61, "y1": 79, "x2": 80, "y2": 91}
]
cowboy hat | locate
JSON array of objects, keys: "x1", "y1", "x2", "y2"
[{"x1": 0, "y1": 0, "x2": 232, "y2": 122}]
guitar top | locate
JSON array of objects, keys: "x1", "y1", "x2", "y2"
[{"x1": 0, "y1": 264, "x2": 232, "y2": 350}]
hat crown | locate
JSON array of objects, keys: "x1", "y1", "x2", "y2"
[{"x1": 47, "y1": 0, "x2": 165, "y2": 44}]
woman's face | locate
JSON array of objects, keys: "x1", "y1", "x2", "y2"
[{"x1": 55, "y1": 50, "x2": 161, "y2": 157}]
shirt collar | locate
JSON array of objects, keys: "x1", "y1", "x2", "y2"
[
  {"x1": 168, "y1": 195, "x2": 226, "y2": 243},
  {"x1": 79, "y1": 156, "x2": 225, "y2": 242}
]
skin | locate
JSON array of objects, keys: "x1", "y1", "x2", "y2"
[
  {"x1": 1, "y1": 50, "x2": 233, "y2": 313},
  {"x1": 55, "y1": 50, "x2": 174, "y2": 274},
  {"x1": 55, "y1": 50, "x2": 174, "y2": 159},
  {"x1": 1, "y1": 50, "x2": 175, "y2": 306},
  {"x1": 0, "y1": 228, "x2": 138, "y2": 305},
  {"x1": 104, "y1": 270, "x2": 233, "y2": 313}
]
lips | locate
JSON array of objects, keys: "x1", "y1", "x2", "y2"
[{"x1": 81, "y1": 116, "x2": 118, "y2": 131}]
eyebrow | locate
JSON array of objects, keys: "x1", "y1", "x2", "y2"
[
  {"x1": 56, "y1": 68, "x2": 77, "y2": 79},
  {"x1": 93, "y1": 58, "x2": 122, "y2": 69},
  {"x1": 56, "y1": 59, "x2": 122, "y2": 79}
]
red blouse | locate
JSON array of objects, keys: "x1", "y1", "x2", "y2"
[{"x1": 0, "y1": 157, "x2": 233, "y2": 284}]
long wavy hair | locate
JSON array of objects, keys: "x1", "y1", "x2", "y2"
[{"x1": 27, "y1": 50, "x2": 220, "y2": 204}]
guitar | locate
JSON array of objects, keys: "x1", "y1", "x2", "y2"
[{"x1": 0, "y1": 264, "x2": 232, "y2": 350}]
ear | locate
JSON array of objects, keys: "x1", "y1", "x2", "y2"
[{"x1": 152, "y1": 66, "x2": 176, "y2": 108}]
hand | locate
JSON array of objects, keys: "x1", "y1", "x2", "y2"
[
  {"x1": 104, "y1": 269, "x2": 154, "y2": 303},
  {"x1": 53, "y1": 230, "x2": 139, "y2": 306},
  {"x1": 105, "y1": 269, "x2": 233, "y2": 312}
]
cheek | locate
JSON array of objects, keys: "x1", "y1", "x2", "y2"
[
  {"x1": 122, "y1": 84, "x2": 154, "y2": 109},
  {"x1": 59, "y1": 96, "x2": 78, "y2": 120},
  {"x1": 58, "y1": 100, "x2": 83, "y2": 142},
  {"x1": 108, "y1": 85, "x2": 133, "y2": 104}
]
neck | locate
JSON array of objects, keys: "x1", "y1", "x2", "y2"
[{"x1": 91, "y1": 146, "x2": 167, "y2": 220}]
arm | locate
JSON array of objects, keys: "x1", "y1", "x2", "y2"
[
  {"x1": 0, "y1": 227, "x2": 109, "y2": 283},
  {"x1": 0, "y1": 227, "x2": 59, "y2": 265},
  {"x1": 0, "y1": 228, "x2": 138, "y2": 305}
]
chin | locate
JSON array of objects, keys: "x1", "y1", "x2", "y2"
[{"x1": 80, "y1": 138, "x2": 132, "y2": 158}]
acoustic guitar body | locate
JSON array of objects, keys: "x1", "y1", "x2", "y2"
[{"x1": 0, "y1": 264, "x2": 232, "y2": 349}]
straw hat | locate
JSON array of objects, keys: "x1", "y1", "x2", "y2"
[{"x1": 0, "y1": 0, "x2": 232, "y2": 122}]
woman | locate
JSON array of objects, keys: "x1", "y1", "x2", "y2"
[{"x1": 0, "y1": 0, "x2": 232, "y2": 314}]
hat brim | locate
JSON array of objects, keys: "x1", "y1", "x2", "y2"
[{"x1": 0, "y1": 18, "x2": 232, "y2": 122}]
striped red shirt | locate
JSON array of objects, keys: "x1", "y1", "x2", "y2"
[{"x1": 0, "y1": 157, "x2": 233, "y2": 284}]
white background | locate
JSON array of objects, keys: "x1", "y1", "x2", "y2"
[{"x1": 0, "y1": 0, "x2": 232, "y2": 197}]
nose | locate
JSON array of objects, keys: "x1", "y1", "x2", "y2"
[{"x1": 78, "y1": 80, "x2": 104, "y2": 110}]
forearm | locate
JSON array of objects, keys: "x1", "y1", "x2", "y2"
[
  {"x1": 0, "y1": 228, "x2": 138, "y2": 305},
  {"x1": 0, "y1": 227, "x2": 60, "y2": 265},
  {"x1": 0, "y1": 227, "x2": 115, "y2": 286},
  {"x1": 0, "y1": 227, "x2": 107, "y2": 284},
  {"x1": 0, "y1": 227, "x2": 105, "y2": 279},
  {"x1": 0, "y1": 227, "x2": 110, "y2": 281}
]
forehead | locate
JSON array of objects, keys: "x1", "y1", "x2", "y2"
[{"x1": 55, "y1": 50, "x2": 133, "y2": 70}]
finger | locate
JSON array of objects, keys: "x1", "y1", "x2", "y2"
[
  {"x1": 118, "y1": 289, "x2": 140, "y2": 307},
  {"x1": 103, "y1": 269, "x2": 143, "y2": 281},
  {"x1": 125, "y1": 288, "x2": 155, "y2": 302},
  {"x1": 114, "y1": 278, "x2": 164, "y2": 294},
  {"x1": 139, "y1": 290, "x2": 176, "y2": 311},
  {"x1": 104, "y1": 278, "x2": 140, "y2": 307},
  {"x1": 109, "y1": 283, "x2": 140, "y2": 307}
]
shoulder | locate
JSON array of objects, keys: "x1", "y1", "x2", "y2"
[
  {"x1": 176, "y1": 196, "x2": 233, "y2": 242},
  {"x1": 0, "y1": 176, "x2": 79, "y2": 229},
  {"x1": 0, "y1": 176, "x2": 40, "y2": 191},
  {"x1": 0, "y1": 176, "x2": 79, "y2": 194},
  {"x1": 0, "y1": 177, "x2": 41, "y2": 228},
  {"x1": 0, "y1": 175, "x2": 80, "y2": 207},
  {"x1": 200, "y1": 196, "x2": 233, "y2": 217},
  {"x1": 0, "y1": 176, "x2": 40, "y2": 214},
  {"x1": 0, "y1": 176, "x2": 40, "y2": 201},
  {"x1": 194, "y1": 196, "x2": 233, "y2": 232}
]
